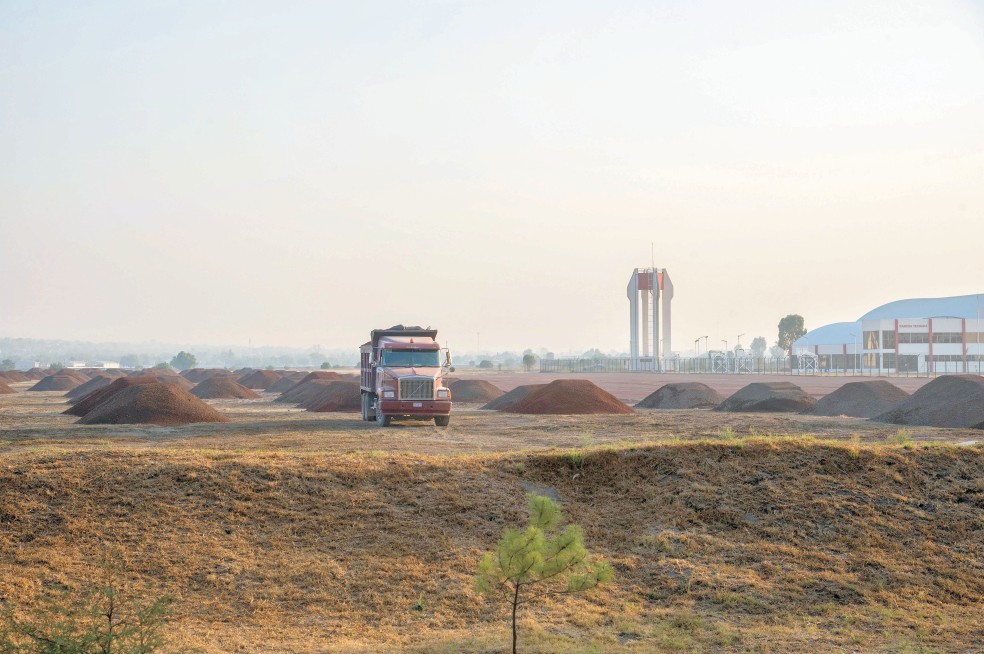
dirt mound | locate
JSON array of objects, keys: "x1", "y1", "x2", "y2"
[
  {"x1": 65, "y1": 377, "x2": 165, "y2": 417},
  {"x1": 506, "y1": 379, "x2": 633, "y2": 415},
  {"x1": 716, "y1": 382, "x2": 816, "y2": 413},
  {"x1": 0, "y1": 371, "x2": 30, "y2": 383},
  {"x1": 28, "y1": 374, "x2": 86, "y2": 392},
  {"x1": 65, "y1": 375, "x2": 113, "y2": 400},
  {"x1": 873, "y1": 375, "x2": 984, "y2": 428},
  {"x1": 0, "y1": 380, "x2": 15, "y2": 394},
  {"x1": 276, "y1": 379, "x2": 339, "y2": 405},
  {"x1": 448, "y1": 379, "x2": 504, "y2": 403},
  {"x1": 481, "y1": 384, "x2": 547, "y2": 410},
  {"x1": 191, "y1": 378, "x2": 261, "y2": 400},
  {"x1": 812, "y1": 380, "x2": 910, "y2": 418},
  {"x1": 304, "y1": 381, "x2": 362, "y2": 412},
  {"x1": 124, "y1": 373, "x2": 194, "y2": 391},
  {"x1": 78, "y1": 384, "x2": 229, "y2": 426},
  {"x1": 130, "y1": 368, "x2": 179, "y2": 377},
  {"x1": 25, "y1": 368, "x2": 48, "y2": 379},
  {"x1": 267, "y1": 372, "x2": 309, "y2": 394},
  {"x1": 635, "y1": 382, "x2": 723, "y2": 409},
  {"x1": 281, "y1": 371, "x2": 345, "y2": 393},
  {"x1": 182, "y1": 368, "x2": 232, "y2": 383},
  {"x1": 238, "y1": 370, "x2": 284, "y2": 390}
]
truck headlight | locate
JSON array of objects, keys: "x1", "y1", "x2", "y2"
[
  {"x1": 383, "y1": 391, "x2": 395, "y2": 398},
  {"x1": 436, "y1": 389, "x2": 449, "y2": 399}
]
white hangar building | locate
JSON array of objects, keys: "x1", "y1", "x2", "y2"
[{"x1": 792, "y1": 294, "x2": 984, "y2": 374}]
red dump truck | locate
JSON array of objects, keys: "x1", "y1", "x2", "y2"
[{"x1": 360, "y1": 325, "x2": 454, "y2": 427}]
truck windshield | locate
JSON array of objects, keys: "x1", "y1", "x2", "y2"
[{"x1": 380, "y1": 349, "x2": 441, "y2": 367}]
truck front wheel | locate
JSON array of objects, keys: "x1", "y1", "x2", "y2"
[
  {"x1": 361, "y1": 392, "x2": 376, "y2": 421},
  {"x1": 434, "y1": 415, "x2": 450, "y2": 427},
  {"x1": 376, "y1": 411, "x2": 391, "y2": 427}
]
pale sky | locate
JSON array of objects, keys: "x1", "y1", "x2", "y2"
[{"x1": 2, "y1": 0, "x2": 983, "y2": 356}]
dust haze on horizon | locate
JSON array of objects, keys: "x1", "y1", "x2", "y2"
[{"x1": 2, "y1": 1, "x2": 983, "y2": 357}]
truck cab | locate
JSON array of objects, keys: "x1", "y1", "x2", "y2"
[{"x1": 360, "y1": 326, "x2": 454, "y2": 427}]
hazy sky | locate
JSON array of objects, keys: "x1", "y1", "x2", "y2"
[{"x1": 2, "y1": 1, "x2": 983, "y2": 356}]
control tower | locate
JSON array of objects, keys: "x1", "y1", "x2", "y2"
[{"x1": 627, "y1": 267, "x2": 673, "y2": 369}]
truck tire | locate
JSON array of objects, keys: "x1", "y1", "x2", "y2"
[
  {"x1": 361, "y1": 392, "x2": 374, "y2": 421},
  {"x1": 376, "y1": 410, "x2": 391, "y2": 427},
  {"x1": 434, "y1": 415, "x2": 450, "y2": 427}
]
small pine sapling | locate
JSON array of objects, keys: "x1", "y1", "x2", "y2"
[{"x1": 475, "y1": 493, "x2": 613, "y2": 654}]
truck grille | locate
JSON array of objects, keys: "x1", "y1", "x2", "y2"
[{"x1": 400, "y1": 378, "x2": 434, "y2": 400}]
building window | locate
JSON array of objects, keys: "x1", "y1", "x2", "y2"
[
  {"x1": 863, "y1": 331, "x2": 880, "y2": 349},
  {"x1": 882, "y1": 353, "x2": 897, "y2": 369},
  {"x1": 932, "y1": 332, "x2": 962, "y2": 344},
  {"x1": 898, "y1": 332, "x2": 930, "y2": 344},
  {"x1": 881, "y1": 331, "x2": 896, "y2": 348},
  {"x1": 863, "y1": 353, "x2": 879, "y2": 368},
  {"x1": 966, "y1": 332, "x2": 980, "y2": 344}
]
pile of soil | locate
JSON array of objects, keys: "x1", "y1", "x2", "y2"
[
  {"x1": 0, "y1": 371, "x2": 30, "y2": 383},
  {"x1": 304, "y1": 382, "x2": 362, "y2": 412},
  {"x1": 267, "y1": 372, "x2": 309, "y2": 394},
  {"x1": 28, "y1": 374, "x2": 86, "y2": 392},
  {"x1": 78, "y1": 384, "x2": 229, "y2": 426},
  {"x1": 506, "y1": 379, "x2": 633, "y2": 415},
  {"x1": 191, "y1": 378, "x2": 261, "y2": 400},
  {"x1": 276, "y1": 379, "x2": 339, "y2": 405},
  {"x1": 481, "y1": 384, "x2": 547, "y2": 410},
  {"x1": 130, "y1": 368, "x2": 179, "y2": 378},
  {"x1": 182, "y1": 369, "x2": 233, "y2": 384},
  {"x1": 812, "y1": 380, "x2": 910, "y2": 418},
  {"x1": 0, "y1": 380, "x2": 16, "y2": 394},
  {"x1": 635, "y1": 382, "x2": 724, "y2": 409},
  {"x1": 25, "y1": 368, "x2": 48, "y2": 379},
  {"x1": 65, "y1": 375, "x2": 113, "y2": 400},
  {"x1": 448, "y1": 380, "x2": 504, "y2": 403},
  {"x1": 127, "y1": 372, "x2": 194, "y2": 391},
  {"x1": 65, "y1": 377, "x2": 165, "y2": 417},
  {"x1": 873, "y1": 375, "x2": 984, "y2": 428},
  {"x1": 238, "y1": 370, "x2": 283, "y2": 390},
  {"x1": 716, "y1": 382, "x2": 816, "y2": 413},
  {"x1": 276, "y1": 372, "x2": 346, "y2": 402}
]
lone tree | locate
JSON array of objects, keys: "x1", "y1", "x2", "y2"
[
  {"x1": 749, "y1": 336, "x2": 767, "y2": 358},
  {"x1": 777, "y1": 314, "x2": 807, "y2": 352},
  {"x1": 476, "y1": 493, "x2": 613, "y2": 654},
  {"x1": 169, "y1": 351, "x2": 197, "y2": 371},
  {"x1": 522, "y1": 353, "x2": 537, "y2": 372}
]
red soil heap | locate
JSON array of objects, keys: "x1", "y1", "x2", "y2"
[
  {"x1": 25, "y1": 368, "x2": 48, "y2": 380},
  {"x1": 267, "y1": 372, "x2": 309, "y2": 394},
  {"x1": 0, "y1": 371, "x2": 30, "y2": 383},
  {"x1": 635, "y1": 382, "x2": 724, "y2": 409},
  {"x1": 448, "y1": 380, "x2": 504, "y2": 403},
  {"x1": 237, "y1": 370, "x2": 284, "y2": 390},
  {"x1": 277, "y1": 379, "x2": 340, "y2": 405},
  {"x1": 191, "y1": 378, "x2": 261, "y2": 400},
  {"x1": 873, "y1": 375, "x2": 984, "y2": 428},
  {"x1": 304, "y1": 381, "x2": 362, "y2": 412},
  {"x1": 812, "y1": 380, "x2": 910, "y2": 418},
  {"x1": 481, "y1": 384, "x2": 547, "y2": 411},
  {"x1": 28, "y1": 374, "x2": 86, "y2": 392},
  {"x1": 65, "y1": 375, "x2": 113, "y2": 400},
  {"x1": 506, "y1": 379, "x2": 633, "y2": 415},
  {"x1": 0, "y1": 380, "x2": 16, "y2": 394},
  {"x1": 65, "y1": 377, "x2": 164, "y2": 417},
  {"x1": 276, "y1": 373, "x2": 346, "y2": 402},
  {"x1": 716, "y1": 382, "x2": 816, "y2": 413},
  {"x1": 78, "y1": 384, "x2": 229, "y2": 426},
  {"x1": 182, "y1": 368, "x2": 233, "y2": 384}
]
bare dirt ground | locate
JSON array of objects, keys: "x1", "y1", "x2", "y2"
[{"x1": 0, "y1": 385, "x2": 980, "y2": 456}]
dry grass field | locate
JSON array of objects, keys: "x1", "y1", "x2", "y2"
[{"x1": 1, "y1": 384, "x2": 982, "y2": 653}]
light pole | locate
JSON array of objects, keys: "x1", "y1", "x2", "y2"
[
  {"x1": 849, "y1": 332, "x2": 857, "y2": 375},
  {"x1": 737, "y1": 333, "x2": 744, "y2": 350}
]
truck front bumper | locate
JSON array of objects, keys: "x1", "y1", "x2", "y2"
[{"x1": 379, "y1": 399, "x2": 452, "y2": 417}]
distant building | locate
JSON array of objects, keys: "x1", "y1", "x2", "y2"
[{"x1": 793, "y1": 294, "x2": 984, "y2": 374}]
